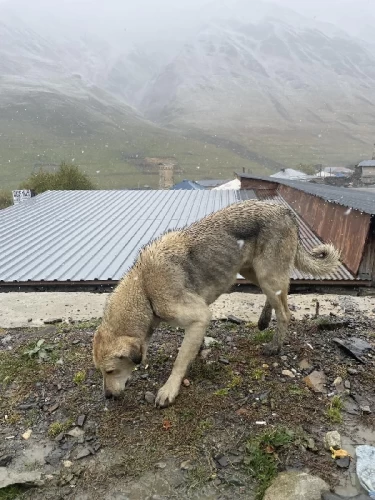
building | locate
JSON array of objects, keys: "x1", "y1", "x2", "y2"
[
  {"x1": 170, "y1": 180, "x2": 205, "y2": 190},
  {"x1": 195, "y1": 179, "x2": 230, "y2": 189},
  {"x1": 270, "y1": 168, "x2": 309, "y2": 180},
  {"x1": 0, "y1": 189, "x2": 253, "y2": 289},
  {"x1": 236, "y1": 173, "x2": 375, "y2": 285},
  {"x1": 357, "y1": 160, "x2": 375, "y2": 185}
]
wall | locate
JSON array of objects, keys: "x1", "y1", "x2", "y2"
[{"x1": 279, "y1": 185, "x2": 371, "y2": 275}]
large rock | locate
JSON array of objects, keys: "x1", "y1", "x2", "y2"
[
  {"x1": 264, "y1": 471, "x2": 329, "y2": 500},
  {"x1": 0, "y1": 469, "x2": 43, "y2": 489},
  {"x1": 324, "y1": 431, "x2": 341, "y2": 451}
]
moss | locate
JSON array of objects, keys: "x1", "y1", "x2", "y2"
[
  {"x1": 244, "y1": 428, "x2": 294, "y2": 499},
  {"x1": 252, "y1": 329, "x2": 274, "y2": 344},
  {"x1": 48, "y1": 419, "x2": 73, "y2": 438}
]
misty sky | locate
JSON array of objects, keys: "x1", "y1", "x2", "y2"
[{"x1": 1, "y1": 0, "x2": 375, "y2": 45}]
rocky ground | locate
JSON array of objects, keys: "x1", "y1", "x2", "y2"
[{"x1": 0, "y1": 308, "x2": 374, "y2": 499}]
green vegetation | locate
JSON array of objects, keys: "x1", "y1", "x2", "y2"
[
  {"x1": 20, "y1": 162, "x2": 95, "y2": 193},
  {"x1": 48, "y1": 419, "x2": 74, "y2": 438},
  {"x1": 23, "y1": 339, "x2": 55, "y2": 362},
  {"x1": 73, "y1": 370, "x2": 86, "y2": 385},
  {"x1": 252, "y1": 329, "x2": 274, "y2": 344},
  {"x1": 244, "y1": 428, "x2": 294, "y2": 499},
  {"x1": 0, "y1": 190, "x2": 12, "y2": 209},
  {"x1": 0, "y1": 485, "x2": 27, "y2": 500},
  {"x1": 327, "y1": 395, "x2": 343, "y2": 423}
]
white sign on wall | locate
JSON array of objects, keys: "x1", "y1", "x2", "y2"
[{"x1": 12, "y1": 190, "x2": 34, "y2": 205}]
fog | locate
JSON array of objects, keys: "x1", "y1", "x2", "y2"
[{"x1": 1, "y1": 0, "x2": 375, "y2": 45}]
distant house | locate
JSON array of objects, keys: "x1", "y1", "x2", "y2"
[
  {"x1": 235, "y1": 172, "x2": 375, "y2": 285},
  {"x1": 357, "y1": 160, "x2": 375, "y2": 185},
  {"x1": 270, "y1": 168, "x2": 309, "y2": 180},
  {"x1": 195, "y1": 179, "x2": 230, "y2": 189},
  {"x1": 170, "y1": 180, "x2": 205, "y2": 190},
  {"x1": 213, "y1": 179, "x2": 241, "y2": 190}
]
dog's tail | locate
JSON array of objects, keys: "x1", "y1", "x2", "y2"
[{"x1": 294, "y1": 241, "x2": 340, "y2": 276}]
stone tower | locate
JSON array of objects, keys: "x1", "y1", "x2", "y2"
[{"x1": 159, "y1": 164, "x2": 174, "y2": 189}]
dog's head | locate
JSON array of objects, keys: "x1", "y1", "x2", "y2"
[{"x1": 93, "y1": 325, "x2": 143, "y2": 398}]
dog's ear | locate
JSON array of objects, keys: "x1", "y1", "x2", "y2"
[
  {"x1": 128, "y1": 348, "x2": 142, "y2": 365},
  {"x1": 117, "y1": 346, "x2": 142, "y2": 365}
]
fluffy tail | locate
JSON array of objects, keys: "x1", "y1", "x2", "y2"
[{"x1": 295, "y1": 242, "x2": 340, "y2": 276}]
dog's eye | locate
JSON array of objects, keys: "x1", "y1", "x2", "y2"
[{"x1": 106, "y1": 370, "x2": 114, "y2": 374}]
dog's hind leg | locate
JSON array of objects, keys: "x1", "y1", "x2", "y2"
[
  {"x1": 258, "y1": 300, "x2": 272, "y2": 331},
  {"x1": 155, "y1": 295, "x2": 211, "y2": 408},
  {"x1": 240, "y1": 268, "x2": 273, "y2": 331},
  {"x1": 255, "y1": 273, "x2": 291, "y2": 356}
]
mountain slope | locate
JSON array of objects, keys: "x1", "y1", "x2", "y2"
[
  {"x1": 0, "y1": 14, "x2": 264, "y2": 189},
  {"x1": 140, "y1": 11, "x2": 375, "y2": 166}
]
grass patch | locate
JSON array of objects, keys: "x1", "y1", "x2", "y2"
[
  {"x1": 0, "y1": 351, "x2": 40, "y2": 386},
  {"x1": 0, "y1": 485, "x2": 28, "y2": 500},
  {"x1": 48, "y1": 418, "x2": 74, "y2": 438},
  {"x1": 244, "y1": 427, "x2": 294, "y2": 500},
  {"x1": 252, "y1": 368, "x2": 265, "y2": 381},
  {"x1": 288, "y1": 384, "x2": 304, "y2": 396},
  {"x1": 73, "y1": 371, "x2": 86, "y2": 385},
  {"x1": 327, "y1": 396, "x2": 343, "y2": 424},
  {"x1": 252, "y1": 329, "x2": 274, "y2": 345}
]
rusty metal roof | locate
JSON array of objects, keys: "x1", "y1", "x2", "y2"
[
  {"x1": 0, "y1": 189, "x2": 255, "y2": 283},
  {"x1": 237, "y1": 173, "x2": 375, "y2": 215},
  {"x1": 255, "y1": 191, "x2": 356, "y2": 281}
]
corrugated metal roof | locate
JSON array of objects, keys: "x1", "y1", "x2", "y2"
[
  {"x1": 358, "y1": 160, "x2": 375, "y2": 167},
  {"x1": 255, "y1": 192, "x2": 356, "y2": 281},
  {"x1": 237, "y1": 173, "x2": 375, "y2": 215},
  {"x1": 0, "y1": 189, "x2": 253, "y2": 283}
]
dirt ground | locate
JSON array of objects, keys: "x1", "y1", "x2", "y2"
[{"x1": 0, "y1": 300, "x2": 374, "y2": 499}]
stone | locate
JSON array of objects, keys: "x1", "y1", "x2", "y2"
[
  {"x1": 360, "y1": 404, "x2": 372, "y2": 414},
  {"x1": 145, "y1": 392, "x2": 155, "y2": 404},
  {"x1": 306, "y1": 438, "x2": 317, "y2": 451},
  {"x1": 180, "y1": 460, "x2": 193, "y2": 470},
  {"x1": 200, "y1": 348, "x2": 211, "y2": 360},
  {"x1": 282, "y1": 369, "x2": 295, "y2": 378},
  {"x1": 76, "y1": 447, "x2": 91, "y2": 460},
  {"x1": 281, "y1": 356, "x2": 288, "y2": 361},
  {"x1": 321, "y1": 492, "x2": 369, "y2": 500},
  {"x1": 216, "y1": 455, "x2": 229, "y2": 467},
  {"x1": 28, "y1": 318, "x2": 33, "y2": 323},
  {"x1": 0, "y1": 455, "x2": 12, "y2": 467},
  {"x1": 324, "y1": 431, "x2": 341, "y2": 451},
  {"x1": 155, "y1": 462, "x2": 167, "y2": 469},
  {"x1": 45, "y1": 448, "x2": 65, "y2": 466},
  {"x1": 263, "y1": 471, "x2": 329, "y2": 500},
  {"x1": 204, "y1": 336, "x2": 220, "y2": 348},
  {"x1": 336, "y1": 456, "x2": 350, "y2": 468},
  {"x1": 333, "y1": 377, "x2": 345, "y2": 393},
  {"x1": 67, "y1": 427, "x2": 85, "y2": 438},
  {"x1": 333, "y1": 337, "x2": 372, "y2": 364},
  {"x1": 304, "y1": 370, "x2": 327, "y2": 393},
  {"x1": 55, "y1": 433, "x2": 65, "y2": 442},
  {"x1": 0, "y1": 469, "x2": 43, "y2": 489},
  {"x1": 63, "y1": 460, "x2": 73, "y2": 468},
  {"x1": 347, "y1": 368, "x2": 358, "y2": 375},
  {"x1": 22, "y1": 429, "x2": 32, "y2": 440},
  {"x1": 182, "y1": 379, "x2": 190, "y2": 387},
  {"x1": 344, "y1": 380, "x2": 351, "y2": 389},
  {"x1": 43, "y1": 318, "x2": 63, "y2": 325},
  {"x1": 219, "y1": 357, "x2": 230, "y2": 365},
  {"x1": 77, "y1": 415, "x2": 86, "y2": 427},
  {"x1": 48, "y1": 402, "x2": 60, "y2": 413},
  {"x1": 227, "y1": 315, "x2": 244, "y2": 325}
]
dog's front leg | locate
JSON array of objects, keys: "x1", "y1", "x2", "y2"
[{"x1": 155, "y1": 317, "x2": 210, "y2": 408}]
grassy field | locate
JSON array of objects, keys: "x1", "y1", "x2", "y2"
[{"x1": 0, "y1": 88, "x2": 371, "y2": 191}]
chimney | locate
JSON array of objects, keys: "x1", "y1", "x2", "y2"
[{"x1": 159, "y1": 163, "x2": 174, "y2": 189}]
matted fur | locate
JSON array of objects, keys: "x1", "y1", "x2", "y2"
[{"x1": 93, "y1": 200, "x2": 340, "y2": 407}]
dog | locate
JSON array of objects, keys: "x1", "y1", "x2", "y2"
[{"x1": 93, "y1": 200, "x2": 340, "y2": 407}]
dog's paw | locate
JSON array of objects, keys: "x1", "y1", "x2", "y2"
[
  {"x1": 257, "y1": 318, "x2": 271, "y2": 331},
  {"x1": 155, "y1": 381, "x2": 180, "y2": 408},
  {"x1": 261, "y1": 343, "x2": 281, "y2": 356}
]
